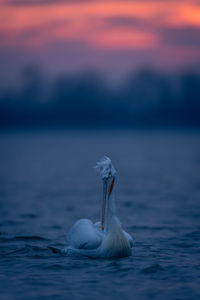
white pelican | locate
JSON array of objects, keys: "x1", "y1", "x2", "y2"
[{"x1": 50, "y1": 157, "x2": 133, "y2": 258}]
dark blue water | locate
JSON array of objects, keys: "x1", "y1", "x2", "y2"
[{"x1": 0, "y1": 130, "x2": 200, "y2": 300}]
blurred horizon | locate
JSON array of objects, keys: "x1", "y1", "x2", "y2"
[
  {"x1": 0, "y1": 0, "x2": 200, "y2": 128},
  {"x1": 0, "y1": 65, "x2": 200, "y2": 129}
]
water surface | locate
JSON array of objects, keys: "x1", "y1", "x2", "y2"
[{"x1": 0, "y1": 130, "x2": 200, "y2": 299}]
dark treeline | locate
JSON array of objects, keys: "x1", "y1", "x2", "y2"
[{"x1": 0, "y1": 66, "x2": 200, "y2": 128}]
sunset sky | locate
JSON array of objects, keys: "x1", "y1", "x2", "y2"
[{"x1": 0, "y1": 0, "x2": 200, "y2": 84}]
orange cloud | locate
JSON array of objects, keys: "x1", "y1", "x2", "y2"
[
  {"x1": 0, "y1": 0, "x2": 200, "y2": 51},
  {"x1": 91, "y1": 29, "x2": 157, "y2": 49},
  {"x1": 166, "y1": 3, "x2": 200, "y2": 26}
]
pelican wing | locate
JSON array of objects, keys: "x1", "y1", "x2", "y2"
[
  {"x1": 123, "y1": 230, "x2": 134, "y2": 248},
  {"x1": 66, "y1": 219, "x2": 104, "y2": 250}
]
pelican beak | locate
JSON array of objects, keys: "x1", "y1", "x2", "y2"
[{"x1": 101, "y1": 177, "x2": 115, "y2": 231}]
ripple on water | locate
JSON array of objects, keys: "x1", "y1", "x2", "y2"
[
  {"x1": 141, "y1": 264, "x2": 164, "y2": 274},
  {"x1": 20, "y1": 213, "x2": 38, "y2": 219},
  {"x1": 184, "y1": 230, "x2": 200, "y2": 240},
  {"x1": 5, "y1": 244, "x2": 50, "y2": 257},
  {"x1": 0, "y1": 235, "x2": 49, "y2": 243}
]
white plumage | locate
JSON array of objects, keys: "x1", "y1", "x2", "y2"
[{"x1": 62, "y1": 157, "x2": 133, "y2": 258}]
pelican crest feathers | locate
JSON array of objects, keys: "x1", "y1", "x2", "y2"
[{"x1": 95, "y1": 156, "x2": 117, "y2": 179}]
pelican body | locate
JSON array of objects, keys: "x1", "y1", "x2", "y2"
[{"x1": 63, "y1": 157, "x2": 133, "y2": 258}]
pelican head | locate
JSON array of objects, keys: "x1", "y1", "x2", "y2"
[{"x1": 95, "y1": 156, "x2": 116, "y2": 231}]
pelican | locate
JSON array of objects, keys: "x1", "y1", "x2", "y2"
[{"x1": 51, "y1": 157, "x2": 133, "y2": 258}]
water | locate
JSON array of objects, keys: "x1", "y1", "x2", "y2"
[{"x1": 0, "y1": 129, "x2": 200, "y2": 300}]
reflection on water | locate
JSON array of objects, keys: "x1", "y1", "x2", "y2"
[{"x1": 0, "y1": 130, "x2": 200, "y2": 299}]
